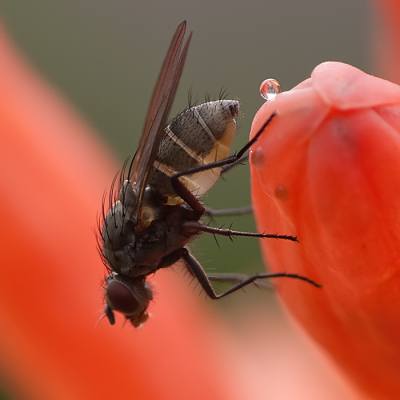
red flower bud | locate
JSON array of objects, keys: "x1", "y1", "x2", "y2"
[{"x1": 251, "y1": 61, "x2": 400, "y2": 398}]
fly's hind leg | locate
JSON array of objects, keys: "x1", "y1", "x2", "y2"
[{"x1": 204, "y1": 205, "x2": 253, "y2": 218}]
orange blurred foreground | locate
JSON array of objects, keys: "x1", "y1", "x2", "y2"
[{"x1": 0, "y1": 22, "x2": 242, "y2": 400}]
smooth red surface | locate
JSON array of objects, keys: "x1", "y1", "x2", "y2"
[
  {"x1": 251, "y1": 61, "x2": 400, "y2": 399},
  {"x1": 373, "y1": 0, "x2": 400, "y2": 84},
  {"x1": 0, "y1": 24, "x2": 239, "y2": 400}
]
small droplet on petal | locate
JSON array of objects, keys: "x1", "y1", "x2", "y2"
[
  {"x1": 274, "y1": 185, "x2": 290, "y2": 201},
  {"x1": 251, "y1": 147, "x2": 264, "y2": 168},
  {"x1": 260, "y1": 79, "x2": 281, "y2": 100}
]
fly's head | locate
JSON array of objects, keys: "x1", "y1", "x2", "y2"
[
  {"x1": 104, "y1": 273, "x2": 153, "y2": 328},
  {"x1": 99, "y1": 179, "x2": 158, "y2": 328}
]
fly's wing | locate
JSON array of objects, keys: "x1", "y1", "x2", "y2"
[{"x1": 130, "y1": 21, "x2": 192, "y2": 227}]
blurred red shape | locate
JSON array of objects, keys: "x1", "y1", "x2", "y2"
[
  {"x1": 251, "y1": 61, "x2": 400, "y2": 399},
  {"x1": 373, "y1": 0, "x2": 400, "y2": 85},
  {"x1": 0, "y1": 23, "x2": 240, "y2": 400}
]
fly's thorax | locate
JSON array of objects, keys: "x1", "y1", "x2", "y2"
[
  {"x1": 101, "y1": 180, "x2": 139, "y2": 274},
  {"x1": 102, "y1": 180, "x2": 137, "y2": 249},
  {"x1": 103, "y1": 182, "x2": 194, "y2": 278},
  {"x1": 139, "y1": 186, "x2": 167, "y2": 227},
  {"x1": 147, "y1": 100, "x2": 240, "y2": 204},
  {"x1": 104, "y1": 272, "x2": 153, "y2": 328},
  {"x1": 124, "y1": 201, "x2": 194, "y2": 276}
]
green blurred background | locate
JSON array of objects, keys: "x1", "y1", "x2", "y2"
[
  {"x1": 0, "y1": 0, "x2": 370, "y2": 396},
  {"x1": 0, "y1": 0, "x2": 371, "y2": 321}
]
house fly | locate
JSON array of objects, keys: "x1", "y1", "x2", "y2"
[{"x1": 99, "y1": 21, "x2": 320, "y2": 328}]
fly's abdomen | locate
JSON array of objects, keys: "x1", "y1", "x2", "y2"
[{"x1": 148, "y1": 100, "x2": 239, "y2": 204}]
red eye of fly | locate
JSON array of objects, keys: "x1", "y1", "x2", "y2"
[{"x1": 106, "y1": 280, "x2": 139, "y2": 316}]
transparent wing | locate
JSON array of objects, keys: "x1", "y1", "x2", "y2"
[{"x1": 131, "y1": 21, "x2": 192, "y2": 227}]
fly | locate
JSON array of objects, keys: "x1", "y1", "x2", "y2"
[{"x1": 98, "y1": 21, "x2": 321, "y2": 328}]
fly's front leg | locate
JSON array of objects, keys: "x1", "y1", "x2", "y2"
[
  {"x1": 181, "y1": 248, "x2": 221, "y2": 299},
  {"x1": 159, "y1": 248, "x2": 188, "y2": 269},
  {"x1": 182, "y1": 248, "x2": 321, "y2": 299},
  {"x1": 207, "y1": 273, "x2": 274, "y2": 289}
]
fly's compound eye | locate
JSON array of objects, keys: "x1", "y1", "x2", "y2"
[
  {"x1": 104, "y1": 274, "x2": 153, "y2": 326},
  {"x1": 106, "y1": 279, "x2": 140, "y2": 316}
]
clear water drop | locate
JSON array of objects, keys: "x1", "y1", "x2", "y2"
[{"x1": 260, "y1": 79, "x2": 281, "y2": 101}]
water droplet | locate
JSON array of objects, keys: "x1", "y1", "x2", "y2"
[
  {"x1": 260, "y1": 79, "x2": 281, "y2": 101},
  {"x1": 274, "y1": 185, "x2": 289, "y2": 201},
  {"x1": 251, "y1": 147, "x2": 264, "y2": 168}
]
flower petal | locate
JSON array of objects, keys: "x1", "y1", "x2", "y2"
[
  {"x1": 312, "y1": 61, "x2": 400, "y2": 109},
  {"x1": 251, "y1": 62, "x2": 400, "y2": 398}
]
